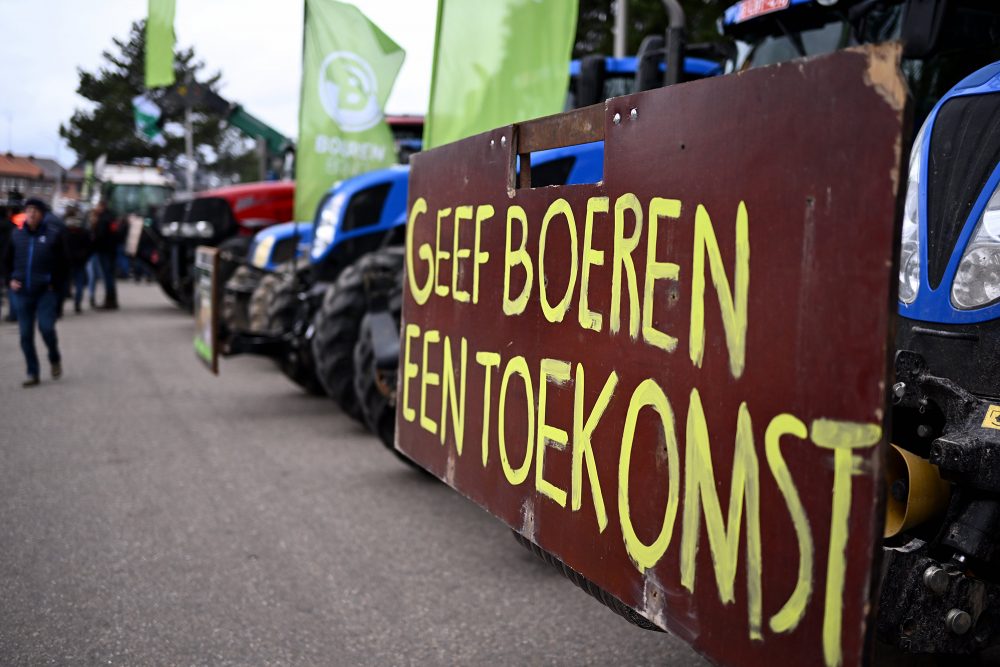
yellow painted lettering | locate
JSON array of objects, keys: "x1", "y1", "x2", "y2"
[
  {"x1": 419, "y1": 329, "x2": 441, "y2": 435},
  {"x1": 643, "y1": 198, "x2": 681, "y2": 352},
  {"x1": 765, "y1": 414, "x2": 813, "y2": 634},
  {"x1": 473, "y1": 205, "x2": 494, "y2": 304},
  {"x1": 539, "y1": 198, "x2": 578, "y2": 323},
  {"x1": 475, "y1": 351, "x2": 502, "y2": 467},
  {"x1": 689, "y1": 202, "x2": 750, "y2": 379},
  {"x1": 811, "y1": 419, "x2": 881, "y2": 667},
  {"x1": 578, "y1": 196, "x2": 608, "y2": 332},
  {"x1": 498, "y1": 356, "x2": 534, "y2": 485},
  {"x1": 680, "y1": 389, "x2": 762, "y2": 641},
  {"x1": 434, "y1": 207, "x2": 452, "y2": 298},
  {"x1": 405, "y1": 197, "x2": 432, "y2": 305},
  {"x1": 504, "y1": 205, "x2": 533, "y2": 316},
  {"x1": 451, "y1": 206, "x2": 473, "y2": 303},
  {"x1": 611, "y1": 193, "x2": 642, "y2": 338},
  {"x1": 572, "y1": 363, "x2": 614, "y2": 533},
  {"x1": 536, "y1": 358, "x2": 571, "y2": 507},
  {"x1": 618, "y1": 378, "x2": 680, "y2": 573},
  {"x1": 439, "y1": 335, "x2": 468, "y2": 454},
  {"x1": 401, "y1": 323, "x2": 420, "y2": 423}
]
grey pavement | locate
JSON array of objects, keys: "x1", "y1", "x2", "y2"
[{"x1": 0, "y1": 283, "x2": 709, "y2": 666}]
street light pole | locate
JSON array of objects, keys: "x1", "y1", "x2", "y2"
[{"x1": 185, "y1": 103, "x2": 195, "y2": 194}]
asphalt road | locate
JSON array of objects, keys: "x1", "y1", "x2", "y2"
[{"x1": 0, "y1": 283, "x2": 710, "y2": 666}]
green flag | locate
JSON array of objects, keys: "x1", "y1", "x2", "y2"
[
  {"x1": 132, "y1": 94, "x2": 166, "y2": 146},
  {"x1": 424, "y1": 0, "x2": 578, "y2": 150},
  {"x1": 145, "y1": 0, "x2": 176, "y2": 88},
  {"x1": 295, "y1": 0, "x2": 405, "y2": 221}
]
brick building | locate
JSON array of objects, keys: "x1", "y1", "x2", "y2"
[{"x1": 0, "y1": 152, "x2": 83, "y2": 205}]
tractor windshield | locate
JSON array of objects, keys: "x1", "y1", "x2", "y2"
[
  {"x1": 740, "y1": 20, "x2": 856, "y2": 69},
  {"x1": 104, "y1": 183, "x2": 173, "y2": 218},
  {"x1": 727, "y1": 2, "x2": 1000, "y2": 127}
]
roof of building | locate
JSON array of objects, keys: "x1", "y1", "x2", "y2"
[
  {"x1": 29, "y1": 157, "x2": 64, "y2": 180},
  {"x1": 0, "y1": 154, "x2": 44, "y2": 179}
]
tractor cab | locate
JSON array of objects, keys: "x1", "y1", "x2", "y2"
[{"x1": 722, "y1": 0, "x2": 1000, "y2": 124}]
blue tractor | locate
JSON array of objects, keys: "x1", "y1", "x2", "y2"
[{"x1": 222, "y1": 220, "x2": 312, "y2": 334}]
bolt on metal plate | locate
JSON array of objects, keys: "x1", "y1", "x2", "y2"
[{"x1": 947, "y1": 609, "x2": 973, "y2": 635}]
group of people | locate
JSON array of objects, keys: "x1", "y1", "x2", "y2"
[{"x1": 1, "y1": 198, "x2": 122, "y2": 386}]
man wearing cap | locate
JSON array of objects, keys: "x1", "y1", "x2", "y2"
[{"x1": 2, "y1": 198, "x2": 69, "y2": 386}]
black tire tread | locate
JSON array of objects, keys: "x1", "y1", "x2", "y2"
[
  {"x1": 222, "y1": 264, "x2": 261, "y2": 334},
  {"x1": 353, "y1": 248, "x2": 405, "y2": 449},
  {"x1": 261, "y1": 264, "x2": 325, "y2": 395},
  {"x1": 312, "y1": 247, "x2": 403, "y2": 420}
]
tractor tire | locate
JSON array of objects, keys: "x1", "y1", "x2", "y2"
[
  {"x1": 216, "y1": 236, "x2": 252, "y2": 287},
  {"x1": 248, "y1": 263, "x2": 291, "y2": 334},
  {"x1": 263, "y1": 267, "x2": 300, "y2": 335},
  {"x1": 155, "y1": 258, "x2": 184, "y2": 307},
  {"x1": 263, "y1": 266, "x2": 325, "y2": 396},
  {"x1": 353, "y1": 249, "x2": 405, "y2": 449},
  {"x1": 312, "y1": 248, "x2": 402, "y2": 420},
  {"x1": 222, "y1": 265, "x2": 262, "y2": 334}
]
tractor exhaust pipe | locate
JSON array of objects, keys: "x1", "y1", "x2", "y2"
[{"x1": 662, "y1": 0, "x2": 686, "y2": 86}]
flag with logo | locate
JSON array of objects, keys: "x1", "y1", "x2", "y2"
[
  {"x1": 295, "y1": 0, "x2": 405, "y2": 221},
  {"x1": 145, "y1": 0, "x2": 176, "y2": 88},
  {"x1": 132, "y1": 94, "x2": 167, "y2": 146},
  {"x1": 423, "y1": 0, "x2": 578, "y2": 149}
]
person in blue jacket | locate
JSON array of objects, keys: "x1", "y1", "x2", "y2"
[{"x1": 2, "y1": 198, "x2": 69, "y2": 386}]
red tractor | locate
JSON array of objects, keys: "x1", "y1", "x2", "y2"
[{"x1": 153, "y1": 181, "x2": 294, "y2": 309}]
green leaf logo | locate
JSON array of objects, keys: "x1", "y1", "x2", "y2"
[{"x1": 318, "y1": 51, "x2": 381, "y2": 132}]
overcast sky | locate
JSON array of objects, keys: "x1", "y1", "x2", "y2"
[{"x1": 0, "y1": 0, "x2": 438, "y2": 167}]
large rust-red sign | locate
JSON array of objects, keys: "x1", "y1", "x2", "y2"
[{"x1": 397, "y1": 45, "x2": 906, "y2": 666}]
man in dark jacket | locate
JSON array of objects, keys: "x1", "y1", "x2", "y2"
[
  {"x1": 63, "y1": 205, "x2": 92, "y2": 313},
  {"x1": 2, "y1": 198, "x2": 69, "y2": 386},
  {"x1": 90, "y1": 199, "x2": 119, "y2": 309}
]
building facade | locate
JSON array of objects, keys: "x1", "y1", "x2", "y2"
[{"x1": 0, "y1": 153, "x2": 83, "y2": 205}]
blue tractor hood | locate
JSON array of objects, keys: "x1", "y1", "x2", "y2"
[
  {"x1": 899, "y1": 60, "x2": 1000, "y2": 324},
  {"x1": 247, "y1": 220, "x2": 314, "y2": 273}
]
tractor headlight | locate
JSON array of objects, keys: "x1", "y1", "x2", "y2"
[
  {"x1": 951, "y1": 184, "x2": 1000, "y2": 309},
  {"x1": 251, "y1": 236, "x2": 275, "y2": 269},
  {"x1": 312, "y1": 191, "x2": 346, "y2": 260},
  {"x1": 175, "y1": 220, "x2": 214, "y2": 238},
  {"x1": 163, "y1": 220, "x2": 181, "y2": 237},
  {"x1": 898, "y1": 122, "x2": 926, "y2": 305},
  {"x1": 194, "y1": 220, "x2": 214, "y2": 238}
]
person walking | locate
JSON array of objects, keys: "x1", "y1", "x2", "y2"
[
  {"x1": 86, "y1": 247, "x2": 102, "y2": 308},
  {"x1": 0, "y1": 205, "x2": 13, "y2": 321},
  {"x1": 63, "y1": 205, "x2": 92, "y2": 313},
  {"x1": 2, "y1": 198, "x2": 69, "y2": 386},
  {"x1": 42, "y1": 207, "x2": 68, "y2": 318},
  {"x1": 90, "y1": 200, "x2": 119, "y2": 310}
]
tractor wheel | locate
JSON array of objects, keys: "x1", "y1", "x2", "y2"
[
  {"x1": 216, "y1": 236, "x2": 252, "y2": 288},
  {"x1": 155, "y1": 260, "x2": 183, "y2": 306},
  {"x1": 353, "y1": 248, "x2": 405, "y2": 449},
  {"x1": 312, "y1": 248, "x2": 402, "y2": 420},
  {"x1": 222, "y1": 265, "x2": 261, "y2": 334},
  {"x1": 263, "y1": 266, "x2": 325, "y2": 396},
  {"x1": 248, "y1": 263, "x2": 291, "y2": 334}
]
